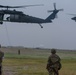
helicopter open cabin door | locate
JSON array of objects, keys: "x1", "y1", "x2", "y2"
[{"x1": 7, "y1": 14, "x2": 21, "y2": 22}]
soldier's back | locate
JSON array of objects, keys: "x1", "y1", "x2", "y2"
[{"x1": 50, "y1": 54, "x2": 60, "y2": 63}]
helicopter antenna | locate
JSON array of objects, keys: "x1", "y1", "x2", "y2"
[{"x1": 4, "y1": 22, "x2": 12, "y2": 46}]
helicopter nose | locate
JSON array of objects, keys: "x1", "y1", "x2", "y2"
[{"x1": 71, "y1": 17, "x2": 76, "y2": 22}]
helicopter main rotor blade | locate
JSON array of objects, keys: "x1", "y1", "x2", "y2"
[
  {"x1": 11, "y1": 4, "x2": 44, "y2": 8},
  {"x1": 67, "y1": 13, "x2": 76, "y2": 16},
  {"x1": 0, "y1": 4, "x2": 44, "y2": 8}
]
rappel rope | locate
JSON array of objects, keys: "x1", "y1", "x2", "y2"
[{"x1": 4, "y1": 22, "x2": 12, "y2": 46}]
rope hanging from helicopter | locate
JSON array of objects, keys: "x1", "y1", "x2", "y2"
[{"x1": 4, "y1": 22, "x2": 12, "y2": 46}]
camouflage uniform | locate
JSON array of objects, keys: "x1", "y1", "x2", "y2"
[
  {"x1": 46, "y1": 49, "x2": 61, "y2": 75},
  {"x1": 0, "y1": 51, "x2": 4, "y2": 75}
]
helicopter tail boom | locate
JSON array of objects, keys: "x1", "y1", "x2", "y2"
[
  {"x1": 45, "y1": 3, "x2": 63, "y2": 21},
  {"x1": 45, "y1": 14, "x2": 53, "y2": 22}
]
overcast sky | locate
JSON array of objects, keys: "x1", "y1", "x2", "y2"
[{"x1": 0, "y1": 0, "x2": 76, "y2": 49}]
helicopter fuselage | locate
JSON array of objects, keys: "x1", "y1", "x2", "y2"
[
  {"x1": 6, "y1": 14, "x2": 52, "y2": 23},
  {"x1": 0, "y1": 9, "x2": 52, "y2": 24}
]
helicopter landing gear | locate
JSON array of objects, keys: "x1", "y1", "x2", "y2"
[
  {"x1": 0, "y1": 21, "x2": 3, "y2": 24},
  {"x1": 39, "y1": 23, "x2": 43, "y2": 28}
]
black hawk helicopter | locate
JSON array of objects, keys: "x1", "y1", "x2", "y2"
[
  {"x1": 0, "y1": 4, "x2": 44, "y2": 24},
  {"x1": 68, "y1": 14, "x2": 76, "y2": 22},
  {"x1": 0, "y1": 3, "x2": 63, "y2": 28}
]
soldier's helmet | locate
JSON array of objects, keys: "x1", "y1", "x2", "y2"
[{"x1": 51, "y1": 49, "x2": 56, "y2": 54}]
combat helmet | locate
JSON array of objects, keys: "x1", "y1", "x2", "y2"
[{"x1": 51, "y1": 48, "x2": 56, "y2": 54}]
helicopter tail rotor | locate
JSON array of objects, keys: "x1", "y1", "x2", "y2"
[
  {"x1": 47, "y1": 3, "x2": 63, "y2": 18},
  {"x1": 54, "y1": 3, "x2": 56, "y2": 10},
  {"x1": 48, "y1": 3, "x2": 63, "y2": 12}
]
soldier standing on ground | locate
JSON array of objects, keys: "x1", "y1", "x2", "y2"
[
  {"x1": 46, "y1": 49, "x2": 62, "y2": 75},
  {"x1": 18, "y1": 49, "x2": 20, "y2": 55},
  {"x1": 0, "y1": 45, "x2": 4, "y2": 75}
]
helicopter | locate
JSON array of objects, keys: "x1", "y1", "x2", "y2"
[
  {"x1": 0, "y1": 4, "x2": 44, "y2": 24},
  {"x1": 68, "y1": 14, "x2": 76, "y2": 22},
  {"x1": 0, "y1": 3, "x2": 63, "y2": 28}
]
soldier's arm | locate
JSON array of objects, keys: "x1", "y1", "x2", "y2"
[
  {"x1": 57, "y1": 55, "x2": 62, "y2": 70},
  {"x1": 46, "y1": 56, "x2": 52, "y2": 70}
]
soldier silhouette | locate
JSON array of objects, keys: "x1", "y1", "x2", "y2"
[
  {"x1": 0, "y1": 45, "x2": 4, "y2": 75},
  {"x1": 46, "y1": 49, "x2": 62, "y2": 75}
]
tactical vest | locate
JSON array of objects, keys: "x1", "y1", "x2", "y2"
[
  {"x1": 50, "y1": 54, "x2": 61, "y2": 70},
  {"x1": 50, "y1": 54, "x2": 60, "y2": 63}
]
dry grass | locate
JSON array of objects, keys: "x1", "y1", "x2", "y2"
[{"x1": 0, "y1": 47, "x2": 76, "y2": 75}]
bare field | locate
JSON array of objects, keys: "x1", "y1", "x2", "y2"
[{"x1": 0, "y1": 47, "x2": 76, "y2": 75}]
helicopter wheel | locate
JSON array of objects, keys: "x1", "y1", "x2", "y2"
[
  {"x1": 0, "y1": 21, "x2": 3, "y2": 24},
  {"x1": 41, "y1": 26, "x2": 43, "y2": 28}
]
